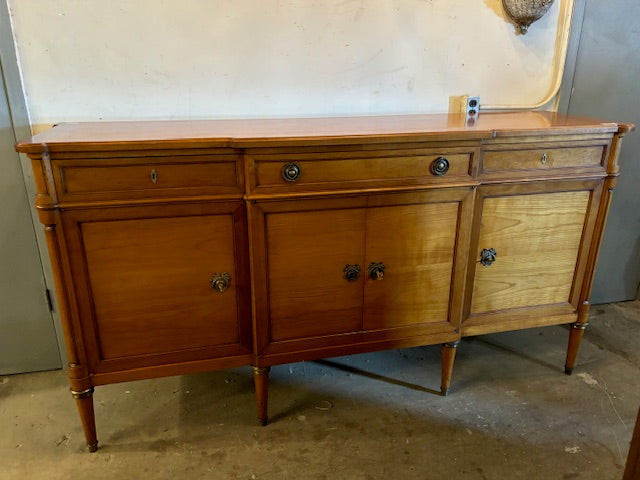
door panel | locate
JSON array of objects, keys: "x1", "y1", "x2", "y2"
[
  {"x1": 266, "y1": 207, "x2": 366, "y2": 342},
  {"x1": 83, "y1": 215, "x2": 239, "y2": 358},
  {"x1": 63, "y1": 202, "x2": 251, "y2": 371},
  {"x1": 471, "y1": 190, "x2": 590, "y2": 315},
  {"x1": 364, "y1": 202, "x2": 459, "y2": 329}
]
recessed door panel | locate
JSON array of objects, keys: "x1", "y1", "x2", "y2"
[
  {"x1": 471, "y1": 190, "x2": 591, "y2": 315},
  {"x1": 266, "y1": 208, "x2": 366, "y2": 342},
  {"x1": 81, "y1": 213, "x2": 242, "y2": 359},
  {"x1": 364, "y1": 202, "x2": 459, "y2": 330}
]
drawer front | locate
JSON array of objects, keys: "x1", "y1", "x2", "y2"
[
  {"x1": 249, "y1": 149, "x2": 474, "y2": 193},
  {"x1": 482, "y1": 145, "x2": 604, "y2": 174},
  {"x1": 53, "y1": 154, "x2": 243, "y2": 202}
]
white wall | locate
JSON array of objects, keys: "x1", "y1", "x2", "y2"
[{"x1": 8, "y1": 0, "x2": 566, "y2": 130}]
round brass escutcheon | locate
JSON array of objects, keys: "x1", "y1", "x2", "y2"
[
  {"x1": 210, "y1": 272, "x2": 231, "y2": 293},
  {"x1": 281, "y1": 162, "x2": 301, "y2": 182},
  {"x1": 430, "y1": 157, "x2": 450, "y2": 176},
  {"x1": 343, "y1": 264, "x2": 361, "y2": 282}
]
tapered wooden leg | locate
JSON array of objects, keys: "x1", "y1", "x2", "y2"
[
  {"x1": 253, "y1": 367, "x2": 270, "y2": 426},
  {"x1": 71, "y1": 387, "x2": 98, "y2": 452},
  {"x1": 565, "y1": 322, "x2": 589, "y2": 375},
  {"x1": 623, "y1": 407, "x2": 640, "y2": 480},
  {"x1": 441, "y1": 341, "x2": 459, "y2": 396}
]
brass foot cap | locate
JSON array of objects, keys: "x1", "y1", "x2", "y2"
[
  {"x1": 564, "y1": 366, "x2": 573, "y2": 375},
  {"x1": 441, "y1": 388, "x2": 449, "y2": 396},
  {"x1": 259, "y1": 418, "x2": 268, "y2": 426},
  {"x1": 88, "y1": 443, "x2": 98, "y2": 453}
]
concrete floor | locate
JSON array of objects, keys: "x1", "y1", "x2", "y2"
[{"x1": 1, "y1": 300, "x2": 639, "y2": 480}]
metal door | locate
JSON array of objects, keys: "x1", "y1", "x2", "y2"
[{"x1": 0, "y1": 67, "x2": 61, "y2": 374}]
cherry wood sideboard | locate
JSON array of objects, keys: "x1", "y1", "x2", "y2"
[{"x1": 16, "y1": 112, "x2": 633, "y2": 451}]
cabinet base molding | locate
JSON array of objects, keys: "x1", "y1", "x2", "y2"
[{"x1": 16, "y1": 112, "x2": 633, "y2": 449}]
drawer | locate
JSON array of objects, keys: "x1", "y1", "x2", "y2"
[
  {"x1": 248, "y1": 149, "x2": 474, "y2": 193},
  {"x1": 53, "y1": 154, "x2": 243, "y2": 202},
  {"x1": 481, "y1": 145, "x2": 605, "y2": 174}
]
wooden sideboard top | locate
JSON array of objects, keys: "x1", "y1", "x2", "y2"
[{"x1": 16, "y1": 111, "x2": 631, "y2": 153}]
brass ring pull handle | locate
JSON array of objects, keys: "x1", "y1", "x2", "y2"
[
  {"x1": 281, "y1": 162, "x2": 301, "y2": 182},
  {"x1": 150, "y1": 169, "x2": 158, "y2": 184},
  {"x1": 343, "y1": 264, "x2": 361, "y2": 282},
  {"x1": 368, "y1": 262, "x2": 385, "y2": 280},
  {"x1": 430, "y1": 157, "x2": 450, "y2": 176},
  {"x1": 480, "y1": 248, "x2": 497, "y2": 267},
  {"x1": 210, "y1": 272, "x2": 231, "y2": 293}
]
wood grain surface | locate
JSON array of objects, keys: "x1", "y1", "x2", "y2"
[
  {"x1": 471, "y1": 190, "x2": 590, "y2": 314},
  {"x1": 482, "y1": 145, "x2": 603, "y2": 172},
  {"x1": 16, "y1": 112, "x2": 621, "y2": 152},
  {"x1": 81, "y1": 212, "x2": 242, "y2": 359},
  {"x1": 363, "y1": 201, "x2": 458, "y2": 329},
  {"x1": 266, "y1": 206, "x2": 366, "y2": 341}
]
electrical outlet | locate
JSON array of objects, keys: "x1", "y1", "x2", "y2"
[{"x1": 466, "y1": 96, "x2": 480, "y2": 124}]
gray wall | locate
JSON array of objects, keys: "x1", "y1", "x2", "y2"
[
  {"x1": 0, "y1": 64, "x2": 61, "y2": 373},
  {"x1": 1, "y1": 1, "x2": 64, "y2": 373},
  {"x1": 565, "y1": 0, "x2": 640, "y2": 303}
]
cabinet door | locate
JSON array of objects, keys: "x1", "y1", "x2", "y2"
[
  {"x1": 363, "y1": 189, "x2": 473, "y2": 343},
  {"x1": 464, "y1": 180, "x2": 603, "y2": 335},
  {"x1": 251, "y1": 197, "x2": 367, "y2": 357},
  {"x1": 62, "y1": 202, "x2": 251, "y2": 376}
]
